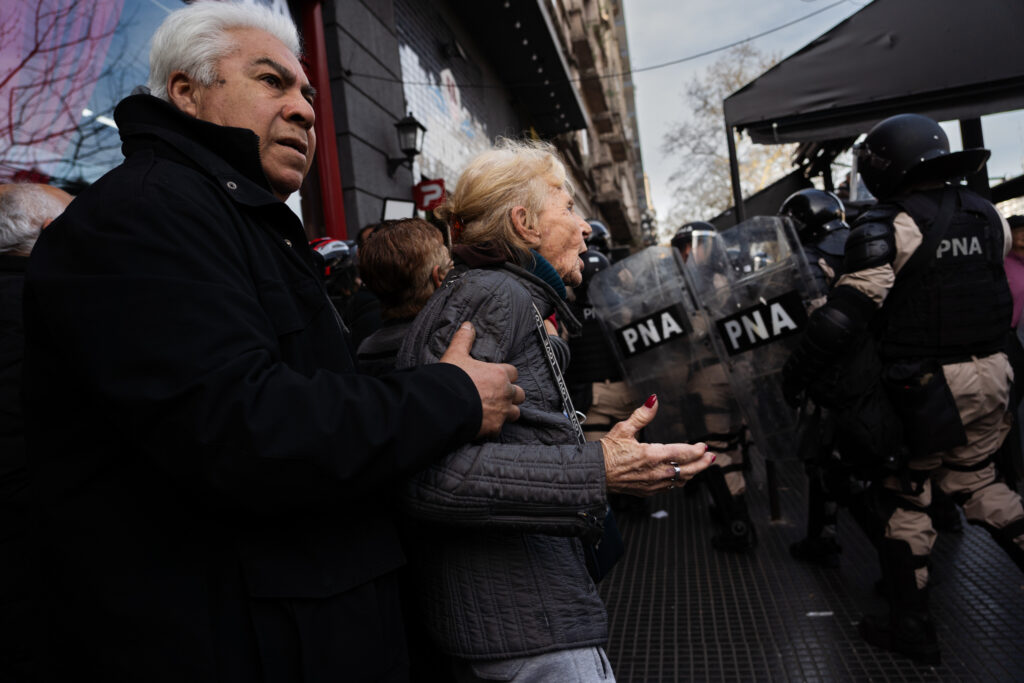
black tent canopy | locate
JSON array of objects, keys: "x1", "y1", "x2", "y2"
[{"x1": 721, "y1": 0, "x2": 1024, "y2": 221}]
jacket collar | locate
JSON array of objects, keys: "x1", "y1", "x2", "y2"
[
  {"x1": 0, "y1": 253, "x2": 28, "y2": 273},
  {"x1": 114, "y1": 94, "x2": 281, "y2": 208},
  {"x1": 500, "y1": 261, "x2": 581, "y2": 334},
  {"x1": 451, "y1": 244, "x2": 580, "y2": 332}
]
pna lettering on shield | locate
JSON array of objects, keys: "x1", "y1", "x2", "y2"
[
  {"x1": 715, "y1": 291, "x2": 808, "y2": 355},
  {"x1": 614, "y1": 306, "x2": 687, "y2": 357}
]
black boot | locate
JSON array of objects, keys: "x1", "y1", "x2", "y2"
[
  {"x1": 710, "y1": 494, "x2": 757, "y2": 553},
  {"x1": 859, "y1": 539, "x2": 940, "y2": 665},
  {"x1": 702, "y1": 465, "x2": 757, "y2": 552},
  {"x1": 792, "y1": 469, "x2": 841, "y2": 567}
]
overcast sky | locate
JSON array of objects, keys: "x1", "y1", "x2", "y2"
[{"x1": 622, "y1": 0, "x2": 1024, "y2": 225}]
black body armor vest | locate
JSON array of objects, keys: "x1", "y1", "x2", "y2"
[
  {"x1": 566, "y1": 290, "x2": 622, "y2": 384},
  {"x1": 879, "y1": 187, "x2": 1012, "y2": 361}
]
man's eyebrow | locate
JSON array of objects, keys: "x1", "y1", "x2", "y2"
[{"x1": 252, "y1": 57, "x2": 317, "y2": 99}]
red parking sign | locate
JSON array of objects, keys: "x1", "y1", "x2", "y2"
[{"x1": 413, "y1": 179, "x2": 446, "y2": 211}]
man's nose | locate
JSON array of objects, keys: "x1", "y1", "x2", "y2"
[{"x1": 285, "y1": 92, "x2": 315, "y2": 129}]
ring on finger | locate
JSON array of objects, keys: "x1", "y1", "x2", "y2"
[{"x1": 671, "y1": 464, "x2": 681, "y2": 482}]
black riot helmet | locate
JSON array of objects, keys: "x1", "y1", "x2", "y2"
[
  {"x1": 585, "y1": 219, "x2": 611, "y2": 255},
  {"x1": 670, "y1": 225, "x2": 693, "y2": 252},
  {"x1": 579, "y1": 248, "x2": 610, "y2": 290},
  {"x1": 856, "y1": 113, "x2": 990, "y2": 199},
  {"x1": 671, "y1": 221, "x2": 714, "y2": 260},
  {"x1": 778, "y1": 189, "x2": 848, "y2": 243}
]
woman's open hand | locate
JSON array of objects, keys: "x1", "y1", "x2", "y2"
[{"x1": 600, "y1": 395, "x2": 716, "y2": 496}]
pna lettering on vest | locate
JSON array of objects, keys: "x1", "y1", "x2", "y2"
[
  {"x1": 936, "y1": 236, "x2": 982, "y2": 258},
  {"x1": 614, "y1": 305, "x2": 688, "y2": 358},
  {"x1": 715, "y1": 291, "x2": 807, "y2": 355}
]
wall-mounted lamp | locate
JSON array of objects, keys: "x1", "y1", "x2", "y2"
[{"x1": 387, "y1": 112, "x2": 427, "y2": 177}]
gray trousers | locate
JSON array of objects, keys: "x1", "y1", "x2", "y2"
[{"x1": 452, "y1": 646, "x2": 615, "y2": 682}]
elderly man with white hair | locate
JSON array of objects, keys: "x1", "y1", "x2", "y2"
[{"x1": 21, "y1": 3, "x2": 524, "y2": 681}]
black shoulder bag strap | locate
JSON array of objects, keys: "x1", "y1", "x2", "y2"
[
  {"x1": 530, "y1": 303, "x2": 586, "y2": 444},
  {"x1": 530, "y1": 303, "x2": 624, "y2": 583}
]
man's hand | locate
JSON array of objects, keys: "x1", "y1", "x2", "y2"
[
  {"x1": 600, "y1": 395, "x2": 715, "y2": 496},
  {"x1": 440, "y1": 322, "x2": 525, "y2": 438}
]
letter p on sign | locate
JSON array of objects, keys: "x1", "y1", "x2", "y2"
[{"x1": 414, "y1": 179, "x2": 446, "y2": 211}]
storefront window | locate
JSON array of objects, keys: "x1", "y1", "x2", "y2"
[
  {"x1": 0, "y1": 0, "x2": 185, "y2": 188},
  {"x1": 1, "y1": 0, "x2": 305, "y2": 222}
]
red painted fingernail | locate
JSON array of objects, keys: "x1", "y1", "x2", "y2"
[
  {"x1": 710, "y1": 453, "x2": 717, "y2": 463},
  {"x1": 644, "y1": 394, "x2": 657, "y2": 408}
]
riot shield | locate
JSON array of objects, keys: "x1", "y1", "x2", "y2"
[
  {"x1": 587, "y1": 246, "x2": 741, "y2": 447},
  {"x1": 685, "y1": 216, "x2": 827, "y2": 463}
]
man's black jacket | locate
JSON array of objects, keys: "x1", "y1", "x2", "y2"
[
  {"x1": 22, "y1": 95, "x2": 480, "y2": 681},
  {"x1": 0, "y1": 253, "x2": 38, "y2": 680}
]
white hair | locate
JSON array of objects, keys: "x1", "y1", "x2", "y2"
[
  {"x1": 147, "y1": 0, "x2": 302, "y2": 102},
  {"x1": 0, "y1": 185, "x2": 69, "y2": 255}
]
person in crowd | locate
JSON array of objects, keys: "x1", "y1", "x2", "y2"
[
  {"x1": 1004, "y1": 215, "x2": 1024, "y2": 329},
  {"x1": 309, "y1": 235, "x2": 360, "y2": 313},
  {"x1": 564, "y1": 247, "x2": 648, "y2": 516},
  {"x1": 395, "y1": 138, "x2": 715, "y2": 681},
  {"x1": 566, "y1": 248, "x2": 633, "y2": 441},
  {"x1": 0, "y1": 182, "x2": 72, "y2": 681},
  {"x1": 356, "y1": 218, "x2": 452, "y2": 375},
  {"x1": 784, "y1": 113, "x2": 1024, "y2": 665},
  {"x1": 356, "y1": 222, "x2": 379, "y2": 248},
  {"x1": 1001, "y1": 215, "x2": 1024, "y2": 488},
  {"x1": 673, "y1": 222, "x2": 757, "y2": 553},
  {"x1": 20, "y1": 3, "x2": 525, "y2": 681},
  {"x1": 343, "y1": 222, "x2": 385, "y2": 348},
  {"x1": 585, "y1": 218, "x2": 612, "y2": 258},
  {"x1": 778, "y1": 188, "x2": 851, "y2": 567}
]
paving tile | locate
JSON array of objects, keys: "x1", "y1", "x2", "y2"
[{"x1": 599, "y1": 457, "x2": 1024, "y2": 682}]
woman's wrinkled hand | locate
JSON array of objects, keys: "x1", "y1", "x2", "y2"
[{"x1": 599, "y1": 395, "x2": 716, "y2": 496}]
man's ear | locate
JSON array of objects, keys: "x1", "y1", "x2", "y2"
[
  {"x1": 167, "y1": 71, "x2": 201, "y2": 117},
  {"x1": 510, "y1": 206, "x2": 539, "y2": 247},
  {"x1": 430, "y1": 264, "x2": 444, "y2": 290}
]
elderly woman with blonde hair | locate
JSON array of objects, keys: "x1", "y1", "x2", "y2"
[{"x1": 396, "y1": 139, "x2": 714, "y2": 682}]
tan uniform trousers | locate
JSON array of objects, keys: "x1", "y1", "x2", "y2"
[
  {"x1": 882, "y1": 352, "x2": 1024, "y2": 588},
  {"x1": 688, "y1": 363, "x2": 746, "y2": 496},
  {"x1": 583, "y1": 380, "x2": 636, "y2": 443}
]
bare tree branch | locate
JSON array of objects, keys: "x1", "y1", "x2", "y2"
[
  {"x1": 660, "y1": 44, "x2": 797, "y2": 230},
  {"x1": 0, "y1": 0, "x2": 125, "y2": 184}
]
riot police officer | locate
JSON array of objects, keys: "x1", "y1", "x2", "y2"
[
  {"x1": 784, "y1": 113, "x2": 1024, "y2": 664},
  {"x1": 309, "y1": 236, "x2": 359, "y2": 312},
  {"x1": 779, "y1": 188, "x2": 849, "y2": 296},
  {"x1": 566, "y1": 248, "x2": 633, "y2": 441},
  {"x1": 671, "y1": 223, "x2": 695, "y2": 262},
  {"x1": 586, "y1": 219, "x2": 612, "y2": 258},
  {"x1": 675, "y1": 222, "x2": 756, "y2": 552},
  {"x1": 778, "y1": 189, "x2": 851, "y2": 567}
]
